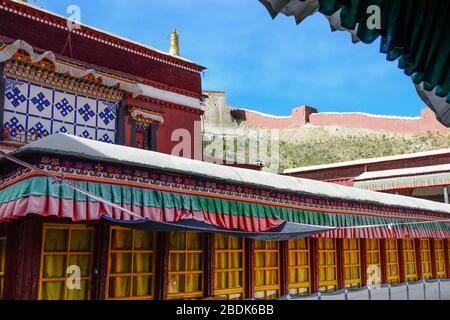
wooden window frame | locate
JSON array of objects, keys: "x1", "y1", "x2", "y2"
[
  {"x1": 213, "y1": 235, "x2": 245, "y2": 300},
  {"x1": 254, "y1": 240, "x2": 281, "y2": 299},
  {"x1": 38, "y1": 224, "x2": 95, "y2": 300},
  {"x1": 343, "y1": 239, "x2": 361, "y2": 289},
  {"x1": 434, "y1": 239, "x2": 446, "y2": 278},
  {"x1": 403, "y1": 239, "x2": 418, "y2": 282},
  {"x1": 318, "y1": 239, "x2": 338, "y2": 292},
  {"x1": 106, "y1": 227, "x2": 157, "y2": 300},
  {"x1": 420, "y1": 239, "x2": 433, "y2": 279},
  {"x1": 447, "y1": 239, "x2": 450, "y2": 278},
  {"x1": 167, "y1": 232, "x2": 204, "y2": 300},
  {"x1": 366, "y1": 239, "x2": 382, "y2": 285},
  {"x1": 386, "y1": 239, "x2": 400, "y2": 284},
  {"x1": 287, "y1": 238, "x2": 311, "y2": 296},
  {"x1": 0, "y1": 224, "x2": 6, "y2": 300}
]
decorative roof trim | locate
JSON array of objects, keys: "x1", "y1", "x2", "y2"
[
  {"x1": 129, "y1": 106, "x2": 165, "y2": 128},
  {"x1": 0, "y1": 40, "x2": 142, "y2": 97},
  {"x1": 1, "y1": 39, "x2": 204, "y2": 110},
  {"x1": 2, "y1": 0, "x2": 205, "y2": 73},
  {"x1": 10, "y1": 133, "x2": 450, "y2": 216}
]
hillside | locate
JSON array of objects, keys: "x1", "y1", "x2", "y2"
[{"x1": 202, "y1": 92, "x2": 450, "y2": 173}]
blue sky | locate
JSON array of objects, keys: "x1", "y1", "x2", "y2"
[{"x1": 35, "y1": 0, "x2": 426, "y2": 117}]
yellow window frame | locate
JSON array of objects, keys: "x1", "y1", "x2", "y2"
[
  {"x1": 434, "y1": 239, "x2": 446, "y2": 278},
  {"x1": 366, "y1": 239, "x2": 382, "y2": 285},
  {"x1": 38, "y1": 224, "x2": 95, "y2": 300},
  {"x1": 420, "y1": 239, "x2": 433, "y2": 279},
  {"x1": 167, "y1": 232, "x2": 204, "y2": 300},
  {"x1": 386, "y1": 239, "x2": 400, "y2": 284},
  {"x1": 318, "y1": 238, "x2": 338, "y2": 292},
  {"x1": 448, "y1": 239, "x2": 450, "y2": 276},
  {"x1": 254, "y1": 240, "x2": 280, "y2": 300},
  {"x1": 0, "y1": 224, "x2": 7, "y2": 300},
  {"x1": 106, "y1": 227, "x2": 157, "y2": 300},
  {"x1": 214, "y1": 234, "x2": 245, "y2": 300},
  {"x1": 343, "y1": 239, "x2": 361, "y2": 288},
  {"x1": 287, "y1": 238, "x2": 310, "y2": 296},
  {"x1": 403, "y1": 239, "x2": 417, "y2": 282}
]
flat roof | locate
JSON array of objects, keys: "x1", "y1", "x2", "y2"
[
  {"x1": 5, "y1": 133, "x2": 450, "y2": 215},
  {"x1": 284, "y1": 148, "x2": 450, "y2": 174},
  {"x1": 355, "y1": 164, "x2": 450, "y2": 181}
]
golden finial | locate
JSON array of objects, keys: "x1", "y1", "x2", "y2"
[{"x1": 169, "y1": 28, "x2": 180, "y2": 56}]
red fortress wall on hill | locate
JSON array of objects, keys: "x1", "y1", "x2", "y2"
[{"x1": 230, "y1": 106, "x2": 450, "y2": 134}]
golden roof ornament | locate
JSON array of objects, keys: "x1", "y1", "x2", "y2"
[{"x1": 169, "y1": 28, "x2": 180, "y2": 56}]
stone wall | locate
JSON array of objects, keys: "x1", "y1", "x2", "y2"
[{"x1": 228, "y1": 105, "x2": 450, "y2": 134}]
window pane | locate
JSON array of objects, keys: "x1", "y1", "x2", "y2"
[
  {"x1": 229, "y1": 271, "x2": 243, "y2": 288},
  {"x1": 107, "y1": 228, "x2": 156, "y2": 299},
  {"x1": 170, "y1": 233, "x2": 185, "y2": 250},
  {"x1": 133, "y1": 276, "x2": 152, "y2": 297},
  {"x1": 169, "y1": 274, "x2": 185, "y2": 294},
  {"x1": 45, "y1": 229, "x2": 68, "y2": 252},
  {"x1": 168, "y1": 233, "x2": 204, "y2": 299},
  {"x1": 70, "y1": 230, "x2": 92, "y2": 252},
  {"x1": 134, "y1": 253, "x2": 153, "y2": 273},
  {"x1": 41, "y1": 282, "x2": 65, "y2": 300},
  {"x1": 230, "y1": 252, "x2": 242, "y2": 269},
  {"x1": 186, "y1": 233, "x2": 202, "y2": 250},
  {"x1": 215, "y1": 234, "x2": 228, "y2": 250},
  {"x1": 215, "y1": 272, "x2": 228, "y2": 290},
  {"x1": 111, "y1": 253, "x2": 132, "y2": 274},
  {"x1": 111, "y1": 229, "x2": 133, "y2": 250},
  {"x1": 169, "y1": 253, "x2": 186, "y2": 272},
  {"x1": 215, "y1": 252, "x2": 228, "y2": 270},
  {"x1": 0, "y1": 239, "x2": 6, "y2": 273},
  {"x1": 134, "y1": 231, "x2": 153, "y2": 250},
  {"x1": 109, "y1": 277, "x2": 131, "y2": 298},
  {"x1": 185, "y1": 274, "x2": 202, "y2": 293},
  {"x1": 229, "y1": 236, "x2": 242, "y2": 250},
  {"x1": 40, "y1": 225, "x2": 94, "y2": 301},
  {"x1": 66, "y1": 280, "x2": 90, "y2": 300},
  {"x1": 68, "y1": 255, "x2": 90, "y2": 277},
  {"x1": 43, "y1": 255, "x2": 66, "y2": 278}
]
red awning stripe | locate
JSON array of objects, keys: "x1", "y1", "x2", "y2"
[{"x1": 1, "y1": 195, "x2": 449, "y2": 239}]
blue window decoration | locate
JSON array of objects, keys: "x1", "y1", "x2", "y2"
[
  {"x1": 29, "y1": 122, "x2": 50, "y2": 137},
  {"x1": 99, "y1": 133, "x2": 114, "y2": 144},
  {"x1": 5, "y1": 87, "x2": 27, "y2": 108},
  {"x1": 79, "y1": 129, "x2": 93, "y2": 139},
  {"x1": 78, "y1": 103, "x2": 96, "y2": 122},
  {"x1": 3, "y1": 117, "x2": 25, "y2": 137},
  {"x1": 31, "y1": 92, "x2": 51, "y2": 112},
  {"x1": 99, "y1": 107, "x2": 116, "y2": 126},
  {"x1": 55, "y1": 98, "x2": 74, "y2": 118}
]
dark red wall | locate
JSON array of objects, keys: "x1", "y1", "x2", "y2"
[
  {"x1": 0, "y1": 8, "x2": 203, "y2": 95},
  {"x1": 287, "y1": 154, "x2": 450, "y2": 184},
  {"x1": 156, "y1": 107, "x2": 203, "y2": 158}
]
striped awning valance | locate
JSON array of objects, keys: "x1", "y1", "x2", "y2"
[{"x1": 354, "y1": 164, "x2": 450, "y2": 191}]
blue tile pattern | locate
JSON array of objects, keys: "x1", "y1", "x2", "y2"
[
  {"x1": 2, "y1": 76, "x2": 118, "y2": 144},
  {"x1": 5, "y1": 87, "x2": 27, "y2": 108},
  {"x1": 31, "y1": 92, "x2": 51, "y2": 112}
]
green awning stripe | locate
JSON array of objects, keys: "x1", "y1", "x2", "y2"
[
  {"x1": 1, "y1": 176, "x2": 450, "y2": 232},
  {"x1": 355, "y1": 174, "x2": 450, "y2": 190}
]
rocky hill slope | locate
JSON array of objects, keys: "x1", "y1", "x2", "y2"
[{"x1": 203, "y1": 91, "x2": 450, "y2": 173}]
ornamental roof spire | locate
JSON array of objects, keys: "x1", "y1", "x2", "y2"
[{"x1": 169, "y1": 28, "x2": 180, "y2": 56}]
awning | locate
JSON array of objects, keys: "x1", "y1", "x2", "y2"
[
  {"x1": 259, "y1": 0, "x2": 450, "y2": 126},
  {"x1": 354, "y1": 164, "x2": 450, "y2": 191},
  {"x1": 1, "y1": 134, "x2": 450, "y2": 239},
  {"x1": 103, "y1": 216, "x2": 336, "y2": 241}
]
